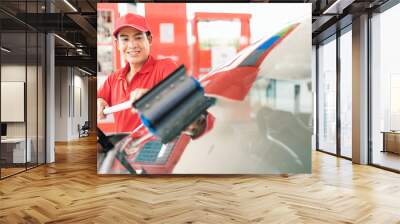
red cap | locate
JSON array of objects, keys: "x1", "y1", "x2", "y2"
[{"x1": 113, "y1": 13, "x2": 150, "y2": 37}]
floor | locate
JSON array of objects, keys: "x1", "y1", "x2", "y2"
[
  {"x1": 1, "y1": 163, "x2": 42, "y2": 178},
  {"x1": 0, "y1": 167, "x2": 25, "y2": 177},
  {"x1": 0, "y1": 136, "x2": 400, "y2": 223},
  {"x1": 373, "y1": 150, "x2": 400, "y2": 171}
]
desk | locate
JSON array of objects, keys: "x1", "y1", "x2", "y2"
[
  {"x1": 1, "y1": 138, "x2": 31, "y2": 163},
  {"x1": 382, "y1": 131, "x2": 400, "y2": 154}
]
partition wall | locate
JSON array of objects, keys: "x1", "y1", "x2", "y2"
[{"x1": 0, "y1": 0, "x2": 46, "y2": 179}]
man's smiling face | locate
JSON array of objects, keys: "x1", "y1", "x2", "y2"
[{"x1": 117, "y1": 27, "x2": 152, "y2": 66}]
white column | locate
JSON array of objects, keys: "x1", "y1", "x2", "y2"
[
  {"x1": 352, "y1": 14, "x2": 369, "y2": 164},
  {"x1": 46, "y1": 33, "x2": 55, "y2": 163}
]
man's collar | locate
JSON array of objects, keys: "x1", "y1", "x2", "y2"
[
  {"x1": 139, "y1": 55, "x2": 155, "y2": 74},
  {"x1": 118, "y1": 55, "x2": 155, "y2": 80}
]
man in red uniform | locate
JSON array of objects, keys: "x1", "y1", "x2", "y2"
[{"x1": 98, "y1": 13, "x2": 213, "y2": 139}]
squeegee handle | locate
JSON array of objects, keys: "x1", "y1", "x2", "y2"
[{"x1": 103, "y1": 101, "x2": 133, "y2": 115}]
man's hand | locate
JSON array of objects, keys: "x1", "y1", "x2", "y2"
[
  {"x1": 183, "y1": 114, "x2": 207, "y2": 139},
  {"x1": 97, "y1": 98, "x2": 109, "y2": 120},
  {"x1": 130, "y1": 88, "x2": 149, "y2": 113}
]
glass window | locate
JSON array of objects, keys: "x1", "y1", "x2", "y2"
[
  {"x1": 312, "y1": 45, "x2": 317, "y2": 150},
  {"x1": 371, "y1": 3, "x2": 400, "y2": 171},
  {"x1": 318, "y1": 37, "x2": 337, "y2": 154},
  {"x1": 340, "y1": 28, "x2": 352, "y2": 158}
]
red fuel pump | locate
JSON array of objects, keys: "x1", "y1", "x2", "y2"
[{"x1": 192, "y1": 12, "x2": 251, "y2": 78}]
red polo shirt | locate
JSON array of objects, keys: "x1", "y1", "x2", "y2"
[{"x1": 98, "y1": 55, "x2": 214, "y2": 136}]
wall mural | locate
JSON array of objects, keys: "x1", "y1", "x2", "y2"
[{"x1": 97, "y1": 3, "x2": 312, "y2": 174}]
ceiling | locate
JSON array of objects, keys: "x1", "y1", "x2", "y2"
[
  {"x1": 0, "y1": 0, "x2": 393, "y2": 74},
  {"x1": 0, "y1": 0, "x2": 97, "y2": 74}
]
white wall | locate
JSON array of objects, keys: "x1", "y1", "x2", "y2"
[
  {"x1": 72, "y1": 72, "x2": 89, "y2": 138},
  {"x1": 1, "y1": 64, "x2": 46, "y2": 164},
  {"x1": 55, "y1": 67, "x2": 89, "y2": 141},
  {"x1": 1, "y1": 65, "x2": 34, "y2": 138},
  {"x1": 1, "y1": 65, "x2": 26, "y2": 145},
  {"x1": 55, "y1": 67, "x2": 68, "y2": 141}
]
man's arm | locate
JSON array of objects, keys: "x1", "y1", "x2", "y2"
[
  {"x1": 97, "y1": 98, "x2": 109, "y2": 119},
  {"x1": 97, "y1": 75, "x2": 113, "y2": 119}
]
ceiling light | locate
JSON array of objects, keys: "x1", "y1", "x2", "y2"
[
  {"x1": 78, "y1": 67, "x2": 93, "y2": 76},
  {"x1": 63, "y1": 0, "x2": 78, "y2": 12},
  {"x1": 54, "y1": 34, "x2": 75, "y2": 48},
  {"x1": 323, "y1": 0, "x2": 354, "y2": 15},
  {"x1": 1, "y1": 47, "x2": 11, "y2": 53}
]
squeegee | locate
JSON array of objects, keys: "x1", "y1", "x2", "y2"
[{"x1": 99, "y1": 65, "x2": 216, "y2": 173}]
